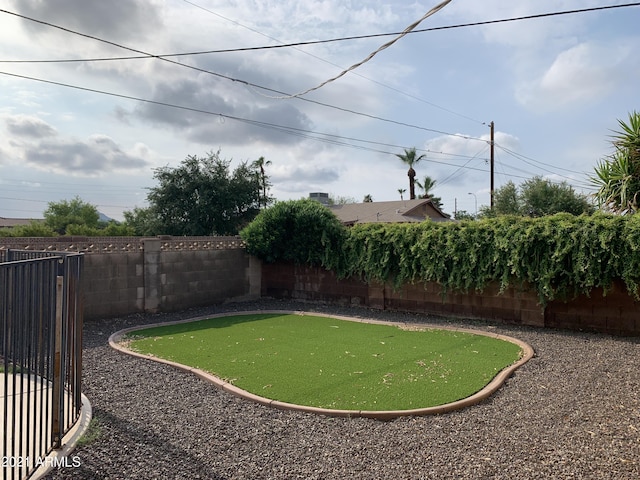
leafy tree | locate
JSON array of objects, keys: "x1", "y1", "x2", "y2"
[
  {"x1": 44, "y1": 196, "x2": 100, "y2": 234},
  {"x1": 240, "y1": 199, "x2": 346, "y2": 265},
  {"x1": 66, "y1": 221, "x2": 135, "y2": 236},
  {"x1": 591, "y1": 111, "x2": 640, "y2": 214},
  {"x1": 123, "y1": 206, "x2": 163, "y2": 236},
  {"x1": 363, "y1": 194, "x2": 373, "y2": 203},
  {"x1": 328, "y1": 194, "x2": 356, "y2": 205},
  {"x1": 137, "y1": 150, "x2": 266, "y2": 236},
  {"x1": 520, "y1": 176, "x2": 593, "y2": 216},
  {"x1": 395, "y1": 147, "x2": 426, "y2": 200},
  {"x1": 493, "y1": 181, "x2": 520, "y2": 215},
  {"x1": 480, "y1": 177, "x2": 593, "y2": 217},
  {"x1": 454, "y1": 210, "x2": 475, "y2": 221}
]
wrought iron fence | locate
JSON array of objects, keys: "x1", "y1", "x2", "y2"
[{"x1": 1, "y1": 250, "x2": 83, "y2": 480}]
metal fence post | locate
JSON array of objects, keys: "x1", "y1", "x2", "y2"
[{"x1": 51, "y1": 275, "x2": 64, "y2": 449}]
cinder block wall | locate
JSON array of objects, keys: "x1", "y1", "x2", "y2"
[
  {"x1": 262, "y1": 262, "x2": 369, "y2": 306},
  {"x1": 0, "y1": 236, "x2": 259, "y2": 320},
  {"x1": 155, "y1": 247, "x2": 256, "y2": 312},
  {"x1": 261, "y1": 262, "x2": 639, "y2": 336},
  {"x1": 83, "y1": 251, "x2": 145, "y2": 319},
  {"x1": 545, "y1": 280, "x2": 639, "y2": 336}
]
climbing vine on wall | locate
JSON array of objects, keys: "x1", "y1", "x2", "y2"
[
  {"x1": 326, "y1": 213, "x2": 640, "y2": 305},
  {"x1": 241, "y1": 202, "x2": 640, "y2": 304}
]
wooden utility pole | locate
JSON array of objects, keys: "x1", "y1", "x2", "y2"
[{"x1": 490, "y1": 121, "x2": 495, "y2": 209}]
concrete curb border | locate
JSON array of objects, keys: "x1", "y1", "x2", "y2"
[
  {"x1": 109, "y1": 310, "x2": 534, "y2": 420},
  {"x1": 31, "y1": 393, "x2": 92, "y2": 480}
]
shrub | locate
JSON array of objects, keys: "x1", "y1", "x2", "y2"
[
  {"x1": 240, "y1": 199, "x2": 346, "y2": 266},
  {"x1": 335, "y1": 213, "x2": 640, "y2": 304},
  {"x1": 3, "y1": 222, "x2": 57, "y2": 237}
]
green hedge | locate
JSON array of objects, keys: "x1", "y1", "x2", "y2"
[
  {"x1": 326, "y1": 213, "x2": 640, "y2": 304},
  {"x1": 241, "y1": 207, "x2": 640, "y2": 304}
]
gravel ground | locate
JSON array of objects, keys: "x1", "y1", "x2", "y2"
[{"x1": 44, "y1": 299, "x2": 640, "y2": 480}]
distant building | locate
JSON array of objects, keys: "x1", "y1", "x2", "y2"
[
  {"x1": 309, "y1": 192, "x2": 330, "y2": 205},
  {"x1": 327, "y1": 198, "x2": 450, "y2": 226},
  {"x1": 0, "y1": 217, "x2": 41, "y2": 229}
]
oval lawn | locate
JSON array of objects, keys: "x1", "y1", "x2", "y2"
[{"x1": 123, "y1": 312, "x2": 526, "y2": 412}]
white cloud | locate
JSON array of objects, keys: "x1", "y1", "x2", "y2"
[
  {"x1": 5, "y1": 114, "x2": 57, "y2": 138},
  {"x1": 516, "y1": 41, "x2": 633, "y2": 112},
  {"x1": 444, "y1": 0, "x2": 595, "y2": 49},
  {"x1": 21, "y1": 134, "x2": 152, "y2": 175},
  {"x1": 2, "y1": 115, "x2": 153, "y2": 175},
  {"x1": 10, "y1": 0, "x2": 164, "y2": 45}
]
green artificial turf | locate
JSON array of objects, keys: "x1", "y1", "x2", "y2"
[{"x1": 126, "y1": 313, "x2": 522, "y2": 411}]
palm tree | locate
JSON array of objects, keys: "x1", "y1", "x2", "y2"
[
  {"x1": 251, "y1": 156, "x2": 272, "y2": 208},
  {"x1": 416, "y1": 175, "x2": 443, "y2": 208},
  {"x1": 590, "y1": 112, "x2": 640, "y2": 214},
  {"x1": 395, "y1": 147, "x2": 426, "y2": 200},
  {"x1": 398, "y1": 188, "x2": 406, "y2": 201}
]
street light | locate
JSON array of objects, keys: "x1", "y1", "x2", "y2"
[{"x1": 468, "y1": 192, "x2": 477, "y2": 216}]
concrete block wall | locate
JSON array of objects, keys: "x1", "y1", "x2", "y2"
[
  {"x1": 83, "y1": 251, "x2": 144, "y2": 319},
  {"x1": 545, "y1": 280, "x2": 640, "y2": 336},
  {"x1": 261, "y1": 262, "x2": 639, "y2": 336},
  {"x1": 155, "y1": 247, "x2": 256, "y2": 312},
  {"x1": 3, "y1": 236, "x2": 637, "y2": 334},
  {"x1": 0, "y1": 236, "x2": 258, "y2": 320},
  {"x1": 382, "y1": 281, "x2": 544, "y2": 327},
  {"x1": 82, "y1": 246, "x2": 258, "y2": 319},
  {"x1": 262, "y1": 262, "x2": 369, "y2": 306}
]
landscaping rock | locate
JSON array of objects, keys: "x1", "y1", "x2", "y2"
[{"x1": 44, "y1": 300, "x2": 640, "y2": 479}]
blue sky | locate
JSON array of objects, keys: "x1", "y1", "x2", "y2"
[{"x1": 1, "y1": 0, "x2": 639, "y2": 220}]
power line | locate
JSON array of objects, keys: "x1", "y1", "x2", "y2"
[
  {"x1": 5, "y1": 3, "x2": 637, "y2": 63},
  {"x1": 256, "y1": 0, "x2": 453, "y2": 99},
  {"x1": 1, "y1": 3, "x2": 620, "y2": 187},
  {"x1": 493, "y1": 158, "x2": 593, "y2": 190},
  {"x1": 180, "y1": 0, "x2": 485, "y2": 125},
  {"x1": 2, "y1": 70, "x2": 595, "y2": 189},
  {"x1": 437, "y1": 145, "x2": 489, "y2": 187},
  {"x1": 5, "y1": 3, "x2": 636, "y2": 129},
  {"x1": 0, "y1": 70, "x2": 490, "y2": 169},
  {"x1": 4, "y1": 3, "x2": 637, "y2": 125},
  {"x1": 494, "y1": 143, "x2": 585, "y2": 175},
  {"x1": 0, "y1": 7, "x2": 488, "y2": 143},
  {"x1": 494, "y1": 144, "x2": 590, "y2": 183}
]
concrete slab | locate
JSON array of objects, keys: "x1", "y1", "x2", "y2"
[{"x1": 1, "y1": 373, "x2": 91, "y2": 480}]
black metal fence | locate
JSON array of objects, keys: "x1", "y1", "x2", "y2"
[{"x1": 1, "y1": 250, "x2": 84, "y2": 480}]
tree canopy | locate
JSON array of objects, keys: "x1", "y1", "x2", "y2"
[
  {"x1": 240, "y1": 199, "x2": 346, "y2": 265},
  {"x1": 44, "y1": 196, "x2": 100, "y2": 234},
  {"x1": 480, "y1": 177, "x2": 594, "y2": 217},
  {"x1": 125, "y1": 150, "x2": 269, "y2": 236}
]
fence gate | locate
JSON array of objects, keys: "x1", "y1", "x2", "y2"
[{"x1": 1, "y1": 250, "x2": 83, "y2": 480}]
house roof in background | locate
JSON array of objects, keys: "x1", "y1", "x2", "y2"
[
  {"x1": 0, "y1": 217, "x2": 41, "y2": 228},
  {"x1": 328, "y1": 199, "x2": 450, "y2": 225}
]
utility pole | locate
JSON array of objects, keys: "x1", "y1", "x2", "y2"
[{"x1": 490, "y1": 121, "x2": 495, "y2": 209}]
